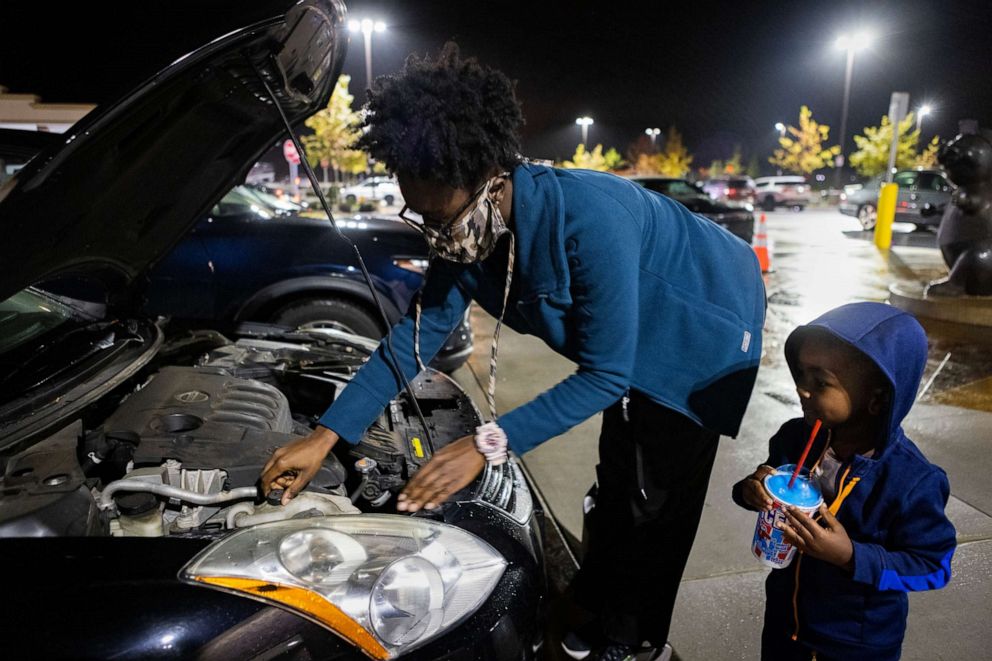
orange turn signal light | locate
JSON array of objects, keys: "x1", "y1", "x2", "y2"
[{"x1": 195, "y1": 576, "x2": 389, "y2": 660}]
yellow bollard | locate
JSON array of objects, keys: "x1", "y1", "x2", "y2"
[{"x1": 874, "y1": 182, "x2": 898, "y2": 250}]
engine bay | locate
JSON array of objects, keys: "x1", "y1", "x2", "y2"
[{"x1": 0, "y1": 326, "x2": 489, "y2": 538}]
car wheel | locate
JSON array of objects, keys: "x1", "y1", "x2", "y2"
[
  {"x1": 345, "y1": 194, "x2": 357, "y2": 204},
  {"x1": 761, "y1": 196, "x2": 776, "y2": 211},
  {"x1": 795, "y1": 205, "x2": 806, "y2": 212},
  {"x1": 857, "y1": 204, "x2": 877, "y2": 231},
  {"x1": 272, "y1": 298, "x2": 383, "y2": 339},
  {"x1": 383, "y1": 194, "x2": 395, "y2": 206}
]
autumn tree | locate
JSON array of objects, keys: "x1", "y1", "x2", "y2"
[
  {"x1": 769, "y1": 106, "x2": 840, "y2": 175},
  {"x1": 848, "y1": 113, "x2": 923, "y2": 177},
  {"x1": 559, "y1": 144, "x2": 625, "y2": 172},
  {"x1": 915, "y1": 135, "x2": 941, "y2": 169},
  {"x1": 302, "y1": 75, "x2": 367, "y2": 182},
  {"x1": 634, "y1": 127, "x2": 693, "y2": 177},
  {"x1": 724, "y1": 146, "x2": 743, "y2": 175}
]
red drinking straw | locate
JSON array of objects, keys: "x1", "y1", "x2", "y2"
[{"x1": 788, "y1": 419, "x2": 822, "y2": 489}]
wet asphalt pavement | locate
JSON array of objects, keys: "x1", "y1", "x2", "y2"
[{"x1": 451, "y1": 206, "x2": 992, "y2": 660}]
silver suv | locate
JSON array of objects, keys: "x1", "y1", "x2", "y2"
[
  {"x1": 839, "y1": 169, "x2": 952, "y2": 230},
  {"x1": 753, "y1": 175, "x2": 811, "y2": 211}
]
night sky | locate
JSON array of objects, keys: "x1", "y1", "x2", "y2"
[{"x1": 2, "y1": 0, "x2": 991, "y2": 171}]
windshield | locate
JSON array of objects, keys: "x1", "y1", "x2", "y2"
[
  {"x1": 0, "y1": 289, "x2": 75, "y2": 356},
  {"x1": 637, "y1": 179, "x2": 698, "y2": 197}
]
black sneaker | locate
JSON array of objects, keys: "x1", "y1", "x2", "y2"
[{"x1": 561, "y1": 630, "x2": 594, "y2": 660}]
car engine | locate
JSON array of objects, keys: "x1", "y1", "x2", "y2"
[{"x1": 0, "y1": 326, "x2": 490, "y2": 538}]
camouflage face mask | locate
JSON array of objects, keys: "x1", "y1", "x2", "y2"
[{"x1": 424, "y1": 172, "x2": 510, "y2": 263}]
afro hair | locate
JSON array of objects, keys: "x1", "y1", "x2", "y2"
[{"x1": 356, "y1": 42, "x2": 524, "y2": 188}]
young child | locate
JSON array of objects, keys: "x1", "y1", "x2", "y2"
[{"x1": 733, "y1": 302, "x2": 956, "y2": 661}]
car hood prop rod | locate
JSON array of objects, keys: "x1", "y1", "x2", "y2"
[{"x1": 251, "y1": 55, "x2": 436, "y2": 457}]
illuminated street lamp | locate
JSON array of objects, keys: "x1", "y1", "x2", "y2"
[
  {"x1": 348, "y1": 17, "x2": 387, "y2": 91},
  {"x1": 916, "y1": 105, "x2": 932, "y2": 134},
  {"x1": 575, "y1": 116, "x2": 594, "y2": 146},
  {"x1": 774, "y1": 122, "x2": 786, "y2": 137},
  {"x1": 834, "y1": 30, "x2": 874, "y2": 185},
  {"x1": 645, "y1": 127, "x2": 661, "y2": 146}
]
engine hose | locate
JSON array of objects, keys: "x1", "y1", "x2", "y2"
[
  {"x1": 349, "y1": 477, "x2": 369, "y2": 504},
  {"x1": 99, "y1": 481, "x2": 258, "y2": 511}
]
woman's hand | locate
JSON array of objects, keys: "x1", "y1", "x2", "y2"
[
  {"x1": 741, "y1": 465, "x2": 776, "y2": 511},
  {"x1": 261, "y1": 426, "x2": 339, "y2": 505},
  {"x1": 397, "y1": 435, "x2": 486, "y2": 512},
  {"x1": 778, "y1": 503, "x2": 855, "y2": 570}
]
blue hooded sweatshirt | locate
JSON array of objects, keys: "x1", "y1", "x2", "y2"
[
  {"x1": 319, "y1": 163, "x2": 765, "y2": 454},
  {"x1": 734, "y1": 302, "x2": 956, "y2": 660}
]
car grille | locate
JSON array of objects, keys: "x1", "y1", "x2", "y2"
[{"x1": 474, "y1": 456, "x2": 533, "y2": 525}]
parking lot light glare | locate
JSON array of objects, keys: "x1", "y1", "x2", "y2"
[
  {"x1": 374, "y1": 21, "x2": 386, "y2": 33},
  {"x1": 575, "y1": 116, "x2": 594, "y2": 146},
  {"x1": 917, "y1": 105, "x2": 934, "y2": 133},
  {"x1": 348, "y1": 20, "x2": 360, "y2": 32}
]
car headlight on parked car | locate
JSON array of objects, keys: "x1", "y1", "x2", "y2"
[{"x1": 181, "y1": 516, "x2": 507, "y2": 659}]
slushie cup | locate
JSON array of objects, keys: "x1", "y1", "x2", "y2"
[{"x1": 751, "y1": 464, "x2": 823, "y2": 569}]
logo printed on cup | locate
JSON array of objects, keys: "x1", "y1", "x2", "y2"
[{"x1": 751, "y1": 464, "x2": 823, "y2": 569}]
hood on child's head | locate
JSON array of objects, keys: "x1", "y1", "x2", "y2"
[{"x1": 784, "y1": 302, "x2": 928, "y2": 447}]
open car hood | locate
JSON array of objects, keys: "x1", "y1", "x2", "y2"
[{"x1": 0, "y1": 0, "x2": 346, "y2": 304}]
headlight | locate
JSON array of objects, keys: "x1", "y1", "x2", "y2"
[{"x1": 181, "y1": 516, "x2": 507, "y2": 659}]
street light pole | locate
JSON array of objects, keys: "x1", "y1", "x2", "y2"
[
  {"x1": 834, "y1": 31, "x2": 872, "y2": 188},
  {"x1": 916, "y1": 105, "x2": 932, "y2": 134},
  {"x1": 774, "y1": 123, "x2": 786, "y2": 175},
  {"x1": 575, "y1": 116, "x2": 594, "y2": 146},
  {"x1": 349, "y1": 18, "x2": 386, "y2": 91}
]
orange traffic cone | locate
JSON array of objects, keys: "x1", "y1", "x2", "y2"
[{"x1": 753, "y1": 213, "x2": 772, "y2": 273}]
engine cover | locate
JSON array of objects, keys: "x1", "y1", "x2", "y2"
[{"x1": 98, "y1": 367, "x2": 345, "y2": 489}]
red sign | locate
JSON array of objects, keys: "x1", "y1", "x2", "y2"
[{"x1": 283, "y1": 139, "x2": 300, "y2": 165}]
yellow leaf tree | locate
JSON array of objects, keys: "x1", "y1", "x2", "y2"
[
  {"x1": 655, "y1": 127, "x2": 694, "y2": 177},
  {"x1": 848, "y1": 113, "x2": 923, "y2": 177},
  {"x1": 559, "y1": 144, "x2": 625, "y2": 172},
  {"x1": 634, "y1": 127, "x2": 693, "y2": 177},
  {"x1": 769, "y1": 106, "x2": 840, "y2": 175},
  {"x1": 302, "y1": 75, "x2": 367, "y2": 181},
  {"x1": 915, "y1": 135, "x2": 941, "y2": 169}
]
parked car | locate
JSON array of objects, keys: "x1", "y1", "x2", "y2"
[
  {"x1": 839, "y1": 168, "x2": 953, "y2": 231},
  {"x1": 0, "y1": 3, "x2": 546, "y2": 660},
  {"x1": 340, "y1": 176, "x2": 403, "y2": 206},
  {"x1": 144, "y1": 184, "x2": 473, "y2": 373},
  {"x1": 244, "y1": 182, "x2": 309, "y2": 215},
  {"x1": 629, "y1": 176, "x2": 755, "y2": 244},
  {"x1": 245, "y1": 160, "x2": 276, "y2": 184},
  {"x1": 753, "y1": 175, "x2": 811, "y2": 211},
  {"x1": 702, "y1": 176, "x2": 756, "y2": 205}
]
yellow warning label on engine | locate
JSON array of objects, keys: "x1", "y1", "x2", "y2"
[{"x1": 411, "y1": 437, "x2": 425, "y2": 458}]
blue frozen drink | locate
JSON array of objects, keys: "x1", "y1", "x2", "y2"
[{"x1": 751, "y1": 464, "x2": 823, "y2": 568}]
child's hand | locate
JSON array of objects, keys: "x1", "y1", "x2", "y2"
[
  {"x1": 778, "y1": 504, "x2": 854, "y2": 570},
  {"x1": 741, "y1": 465, "x2": 776, "y2": 511}
]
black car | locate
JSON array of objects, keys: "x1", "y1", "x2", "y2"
[
  {"x1": 630, "y1": 176, "x2": 756, "y2": 244},
  {"x1": 144, "y1": 184, "x2": 473, "y2": 373},
  {"x1": 0, "y1": 2, "x2": 546, "y2": 659}
]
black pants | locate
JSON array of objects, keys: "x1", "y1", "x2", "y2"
[
  {"x1": 761, "y1": 628, "x2": 841, "y2": 661},
  {"x1": 570, "y1": 390, "x2": 720, "y2": 647}
]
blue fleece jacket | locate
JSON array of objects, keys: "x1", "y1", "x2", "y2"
[
  {"x1": 319, "y1": 163, "x2": 765, "y2": 454},
  {"x1": 734, "y1": 302, "x2": 956, "y2": 660}
]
